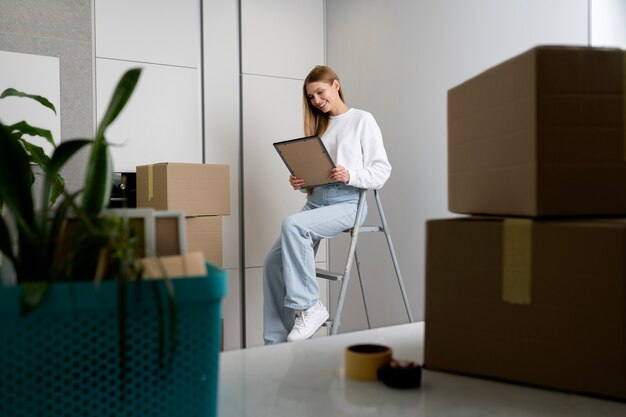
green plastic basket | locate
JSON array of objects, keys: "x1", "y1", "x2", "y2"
[{"x1": 0, "y1": 263, "x2": 227, "y2": 417}]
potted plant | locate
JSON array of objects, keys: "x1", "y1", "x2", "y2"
[{"x1": 0, "y1": 69, "x2": 226, "y2": 417}]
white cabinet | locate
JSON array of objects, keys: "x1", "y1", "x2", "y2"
[
  {"x1": 243, "y1": 267, "x2": 264, "y2": 347},
  {"x1": 95, "y1": 0, "x2": 200, "y2": 68},
  {"x1": 94, "y1": 0, "x2": 202, "y2": 173},
  {"x1": 242, "y1": 74, "x2": 328, "y2": 268},
  {"x1": 240, "y1": 0, "x2": 326, "y2": 347},
  {"x1": 241, "y1": 0, "x2": 324, "y2": 79},
  {"x1": 96, "y1": 59, "x2": 202, "y2": 172},
  {"x1": 222, "y1": 268, "x2": 242, "y2": 351},
  {"x1": 202, "y1": 0, "x2": 241, "y2": 271},
  {"x1": 241, "y1": 72, "x2": 329, "y2": 347}
]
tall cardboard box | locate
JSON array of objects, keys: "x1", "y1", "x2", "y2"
[
  {"x1": 448, "y1": 46, "x2": 626, "y2": 216},
  {"x1": 136, "y1": 163, "x2": 230, "y2": 217},
  {"x1": 424, "y1": 217, "x2": 626, "y2": 400}
]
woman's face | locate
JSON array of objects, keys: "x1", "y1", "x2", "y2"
[{"x1": 305, "y1": 80, "x2": 341, "y2": 115}]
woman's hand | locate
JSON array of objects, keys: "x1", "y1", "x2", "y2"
[
  {"x1": 289, "y1": 175, "x2": 306, "y2": 190},
  {"x1": 330, "y1": 165, "x2": 350, "y2": 184}
]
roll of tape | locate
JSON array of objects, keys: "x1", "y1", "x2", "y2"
[{"x1": 344, "y1": 344, "x2": 392, "y2": 381}]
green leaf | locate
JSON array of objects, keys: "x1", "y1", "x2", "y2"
[
  {"x1": 9, "y1": 121, "x2": 55, "y2": 147},
  {"x1": 41, "y1": 139, "x2": 91, "y2": 208},
  {"x1": 84, "y1": 68, "x2": 141, "y2": 215},
  {"x1": 20, "y1": 140, "x2": 51, "y2": 168},
  {"x1": 20, "y1": 282, "x2": 51, "y2": 315},
  {"x1": 47, "y1": 139, "x2": 92, "y2": 174},
  {"x1": 48, "y1": 193, "x2": 77, "y2": 281},
  {"x1": 48, "y1": 173, "x2": 65, "y2": 206},
  {"x1": 1, "y1": 88, "x2": 57, "y2": 115},
  {"x1": 96, "y1": 68, "x2": 142, "y2": 139},
  {"x1": 0, "y1": 215, "x2": 17, "y2": 268},
  {"x1": 0, "y1": 123, "x2": 35, "y2": 232},
  {"x1": 81, "y1": 138, "x2": 113, "y2": 215}
]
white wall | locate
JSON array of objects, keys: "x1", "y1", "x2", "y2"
[
  {"x1": 0, "y1": 51, "x2": 61, "y2": 155},
  {"x1": 591, "y1": 0, "x2": 626, "y2": 48},
  {"x1": 325, "y1": 0, "x2": 589, "y2": 332}
]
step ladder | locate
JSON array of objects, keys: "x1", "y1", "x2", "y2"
[{"x1": 316, "y1": 188, "x2": 413, "y2": 335}]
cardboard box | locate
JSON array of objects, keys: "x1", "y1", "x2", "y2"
[
  {"x1": 141, "y1": 251, "x2": 207, "y2": 279},
  {"x1": 136, "y1": 163, "x2": 230, "y2": 217},
  {"x1": 186, "y1": 216, "x2": 222, "y2": 267},
  {"x1": 424, "y1": 217, "x2": 626, "y2": 400},
  {"x1": 448, "y1": 46, "x2": 626, "y2": 216}
]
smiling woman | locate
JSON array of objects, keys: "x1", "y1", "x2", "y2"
[{"x1": 262, "y1": 65, "x2": 392, "y2": 345}]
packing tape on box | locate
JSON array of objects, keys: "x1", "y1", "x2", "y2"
[
  {"x1": 502, "y1": 218, "x2": 532, "y2": 304},
  {"x1": 344, "y1": 344, "x2": 392, "y2": 381},
  {"x1": 148, "y1": 164, "x2": 154, "y2": 202}
]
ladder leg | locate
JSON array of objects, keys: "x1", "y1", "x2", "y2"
[
  {"x1": 374, "y1": 190, "x2": 414, "y2": 323},
  {"x1": 354, "y1": 250, "x2": 371, "y2": 329},
  {"x1": 330, "y1": 189, "x2": 367, "y2": 335}
]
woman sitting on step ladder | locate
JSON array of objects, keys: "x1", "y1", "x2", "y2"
[{"x1": 263, "y1": 65, "x2": 392, "y2": 344}]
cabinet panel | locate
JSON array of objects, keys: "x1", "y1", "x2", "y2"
[
  {"x1": 244, "y1": 268, "x2": 264, "y2": 348},
  {"x1": 241, "y1": 0, "x2": 324, "y2": 79},
  {"x1": 222, "y1": 268, "x2": 242, "y2": 351},
  {"x1": 203, "y1": 0, "x2": 241, "y2": 270},
  {"x1": 96, "y1": 59, "x2": 201, "y2": 172},
  {"x1": 242, "y1": 74, "x2": 308, "y2": 267},
  {"x1": 95, "y1": 0, "x2": 200, "y2": 67}
]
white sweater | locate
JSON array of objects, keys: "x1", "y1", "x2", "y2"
[{"x1": 322, "y1": 108, "x2": 391, "y2": 190}]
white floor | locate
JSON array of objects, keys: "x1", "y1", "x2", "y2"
[{"x1": 218, "y1": 322, "x2": 626, "y2": 417}]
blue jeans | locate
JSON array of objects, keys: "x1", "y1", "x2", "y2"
[{"x1": 263, "y1": 184, "x2": 367, "y2": 344}]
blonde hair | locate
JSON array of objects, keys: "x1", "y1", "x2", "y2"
[{"x1": 302, "y1": 65, "x2": 345, "y2": 136}]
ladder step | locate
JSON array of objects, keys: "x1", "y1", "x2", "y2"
[
  {"x1": 322, "y1": 319, "x2": 334, "y2": 328},
  {"x1": 359, "y1": 226, "x2": 384, "y2": 233},
  {"x1": 343, "y1": 225, "x2": 383, "y2": 233},
  {"x1": 315, "y1": 268, "x2": 343, "y2": 281}
]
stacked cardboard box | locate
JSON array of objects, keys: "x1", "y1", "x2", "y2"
[
  {"x1": 136, "y1": 162, "x2": 230, "y2": 266},
  {"x1": 425, "y1": 46, "x2": 626, "y2": 400},
  {"x1": 448, "y1": 45, "x2": 626, "y2": 216}
]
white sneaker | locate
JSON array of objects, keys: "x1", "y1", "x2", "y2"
[{"x1": 287, "y1": 301, "x2": 329, "y2": 342}]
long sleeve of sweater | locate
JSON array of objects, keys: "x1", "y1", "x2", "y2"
[{"x1": 322, "y1": 108, "x2": 391, "y2": 190}]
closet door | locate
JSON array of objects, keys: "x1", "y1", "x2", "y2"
[{"x1": 241, "y1": 0, "x2": 325, "y2": 347}]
